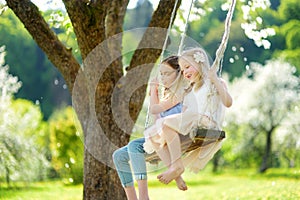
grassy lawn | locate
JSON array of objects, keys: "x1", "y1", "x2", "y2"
[
  {"x1": 0, "y1": 168, "x2": 299, "y2": 200},
  {"x1": 147, "y1": 168, "x2": 300, "y2": 200},
  {"x1": 0, "y1": 181, "x2": 82, "y2": 200}
]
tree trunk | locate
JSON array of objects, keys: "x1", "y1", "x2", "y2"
[
  {"x1": 5, "y1": 166, "x2": 10, "y2": 187},
  {"x1": 282, "y1": 153, "x2": 295, "y2": 168},
  {"x1": 212, "y1": 151, "x2": 222, "y2": 173},
  {"x1": 6, "y1": 0, "x2": 181, "y2": 199},
  {"x1": 260, "y1": 130, "x2": 273, "y2": 173}
]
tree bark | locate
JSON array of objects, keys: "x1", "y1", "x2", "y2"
[
  {"x1": 6, "y1": 0, "x2": 181, "y2": 199},
  {"x1": 62, "y1": 0, "x2": 111, "y2": 59}
]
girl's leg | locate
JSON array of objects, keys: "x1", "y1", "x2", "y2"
[
  {"x1": 136, "y1": 180, "x2": 150, "y2": 200},
  {"x1": 152, "y1": 140, "x2": 187, "y2": 190},
  {"x1": 112, "y1": 146, "x2": 138, "y2": 200},
  {"x1": 128, "y1": 138, "x2": 149, "y2": 200},
  {"x1": 157, "y1": 125, "x2": 184, "y2": 184},
  {"x1": 124, "y1": 187, "x2": 138, "y2": 200}
]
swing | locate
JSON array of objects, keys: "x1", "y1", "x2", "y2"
[{"x1": 145, "y1": 0, "x2": 236, "y2": 164}]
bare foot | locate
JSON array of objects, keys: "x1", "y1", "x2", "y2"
[
  {"x1": 157, "y1": 165, "x2": 184, "y2": 184},
  {"x1": 175, "y1": 176, "x2": 188, "y2": 191}
]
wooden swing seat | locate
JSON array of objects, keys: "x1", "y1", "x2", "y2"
[{"x1": 145, "y1": 128, "x2": 225, "y2": 164}]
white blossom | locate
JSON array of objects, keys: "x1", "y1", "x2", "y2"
[
  {"x1": 0, "y1": 46, "x2": 22, "y2": 109},
  {"x1": 193, "y1": 51, "x2": 206, "y2": 63},
  {"x1": 240, "y1": 0, "x2": 275, "y2": 49},
  {"x1": 227, "y1": 59, "x2": 300, "y2": 131}
]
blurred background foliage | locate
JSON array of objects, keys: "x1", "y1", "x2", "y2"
[
  {"x1": 48, "y1": 107, "x2": 83, "y2": 184},
  {"x1": 0, "y1": 0, "x2": 299, "y2": 186}
]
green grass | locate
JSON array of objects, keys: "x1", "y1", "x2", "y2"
[
  {"x1": 0, "y1": 168, "x2": 299, "y2": 200},
  {"x1": 147, "y1": 168, "x2": 300, "y2": 200},
  {"x1": 0, "y1": 181, "x2": 82, "y2": 200}
]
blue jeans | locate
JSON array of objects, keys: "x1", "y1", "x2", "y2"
[{"x1": 112, "y1": 137, "x2": 147, "y2": 187}]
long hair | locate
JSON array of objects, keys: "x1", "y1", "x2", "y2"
[
  {"x1": 160, "y1": 56, "x2": 187, "y2": 102},
  {"x1": 179, "y1": 48, "x2": 210, "y2": 91}
]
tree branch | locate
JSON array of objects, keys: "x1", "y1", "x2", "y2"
[
  {"x1": 104, "y1": 0, "x2": 129, "y2": 83},
  {"x1": 129, "y1": 0, "x2": 181, "y2": 70},
  {"x1": 105, "y1": 0, "x2": 129, "y2": 38},
  {"x1": 127, "y1": 0, "x2": 181, "y2": 122},
  {"x1": 5, "y1": 0, "x2": 80, "y2": 92},
  {"x1": 62, "y1": 0, "x2": 110, "y2": 58}
]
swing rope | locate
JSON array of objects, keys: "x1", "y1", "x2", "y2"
[
  {"x1": 202, "y1": 0, "x2": 236, "y2": 127},
  {"x1": 178, "y1": 0, "x2": 195, "y2": 55},
  {"x1": 160, "y1": 0, "x2": 180, "y2": 63},
  {"x1": 144, "y1": 0, "x2": 180, "y2": 129},
  {"x1": 211, "y1": 0, "x2": 236, "y2": 73}
]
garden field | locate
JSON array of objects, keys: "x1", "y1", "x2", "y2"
[{"x1": 1, "y1": 168, "x2": 299, "y2": 200}]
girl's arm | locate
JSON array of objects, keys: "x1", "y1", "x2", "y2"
[
  {"x1": 149, "y1": 78, "x2": 180, "y2": 115},
  {"x1": 149, "y1": 77, "x2": 160, "y2": 113},
  {"x1": 208, "y1": 69, "x2": 233, "y2": 107},
  {"x1": 150, "y1": 98, "x2": 180, "y2": 115}
]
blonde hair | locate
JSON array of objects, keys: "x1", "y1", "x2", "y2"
[{"x1": 179, "y1": 48, "x2": 210, "y2": 91}]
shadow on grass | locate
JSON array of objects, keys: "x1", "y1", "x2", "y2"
[
  {"x1": 262, "y1": 168, "x2": 300, "y2": 180},
  {"x1": 184, "y1": 179, "x2": 215, "y2": 186},
  {"x1": 147, "y1": 178, "x2": 215, "y2": 188},
  {"x1": 220, "y1": 168, "x2": 300, "y2": 180}
]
